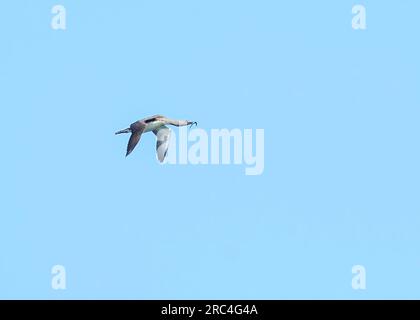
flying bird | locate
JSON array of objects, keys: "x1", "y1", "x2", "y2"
[{"x1": 115, "y1": 115, "x2": 197, "y2": 162}]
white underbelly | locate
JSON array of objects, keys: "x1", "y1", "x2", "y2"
[{"x1": 144, "y1": 121, "x2": 164, "y2": 133}]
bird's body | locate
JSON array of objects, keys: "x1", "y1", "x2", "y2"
[
  {"x1": 115, "y1": 115, "x2": 197, "y2": 161},
  {"x1": 143, "y1": 120, "x2": 165, "y2": 133}
]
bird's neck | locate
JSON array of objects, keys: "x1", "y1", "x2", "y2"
[{"x1": 165, "y1": 118, "x2": 188, "y2": 127}]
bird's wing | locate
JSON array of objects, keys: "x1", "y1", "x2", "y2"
[
  {"x1": 126, "y1": 121, "x2": 146, "y2": 156},
  {"x1": 153, "y1": 125, "x2": 171, "y2": 163},
  {"x1": 143, "y1": 114, "x2": 164, "y2": 123}
]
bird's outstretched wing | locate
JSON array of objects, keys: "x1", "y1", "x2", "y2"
[
  {"x1": 126, "y1": 121, "x2": 146, "y2": 156},
  {"x1": 153, "y1": 125, "x2": 171, "y2": 162}
]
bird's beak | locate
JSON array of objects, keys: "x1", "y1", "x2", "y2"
[{"x1": 188, "y1": 121, "x2": 198, "y2": 128}]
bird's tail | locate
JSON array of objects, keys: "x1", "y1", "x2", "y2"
[{"x1": 115, "y1": 128, "x2": 131, "y2": 135}]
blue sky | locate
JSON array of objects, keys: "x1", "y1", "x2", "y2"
[{"x1": 1, "y1": 1, "x2": 419, "y2": 299}]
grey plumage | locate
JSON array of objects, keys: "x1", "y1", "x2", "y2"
[{"x1": 115, "y1": 115, "x2": 197, "y2": 161}]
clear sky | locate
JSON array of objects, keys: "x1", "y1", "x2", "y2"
[{"x1": 1, "y1": 1, "x2": 419, "y2": 299}]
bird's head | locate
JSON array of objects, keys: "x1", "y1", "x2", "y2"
[{"x1": 187, "y1": 121, "x2": 198, "y2": 128}]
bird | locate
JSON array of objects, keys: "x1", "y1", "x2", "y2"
[{"x1": 115, "y1": 114, "x2": 197, "y2": 161}]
